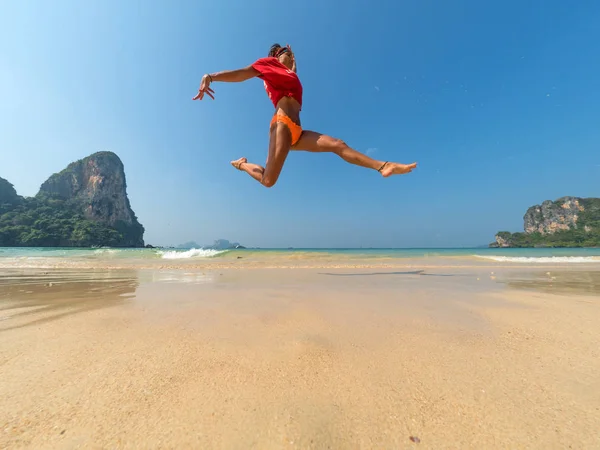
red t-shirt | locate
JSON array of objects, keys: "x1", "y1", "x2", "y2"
[{"x1": 251, "y1": 57, "x2": 303, "y2": 109}]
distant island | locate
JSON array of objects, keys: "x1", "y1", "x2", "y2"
[
  {"x1": 490, "y1": 196, "x2": 600, "y2": 248},
  {"x1": 177, "y1": 239, "x2": 246, "y2": 250},
  {"x1": 0, "y1": 151, "x2": 145, "y2": 247}
]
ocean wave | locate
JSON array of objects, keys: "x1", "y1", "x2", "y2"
[
  {"x1": 473, "y1": 255, "x2": 600, "y2": 263},
  {"x1": 93, "y1": 249, "x2": 120, "y2": 255},
  {"x1": 158, "y1": 248, "x2": 227, "y2": 259}
]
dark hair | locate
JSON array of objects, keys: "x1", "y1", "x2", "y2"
[{"x1": 268, "y1": 43, "x2": 282, "y2": 57}]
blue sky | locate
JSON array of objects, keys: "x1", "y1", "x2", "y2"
[{"x1": 1, "y1": 0, "x2": 599, "y2": 248}]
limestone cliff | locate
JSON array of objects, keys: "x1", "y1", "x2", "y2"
[
  {"x1": 0, "y1": 177, "x2": 21, "y2": 205},
  {"x1": 491, "y1": 196, "x2": 600, "y2": 248},
  {"x1": 37, "y1": 152, "x2": 144, "y2": 247},
  {"x1": 523, "y1": 197, "x2": 586, "y2": 234}
]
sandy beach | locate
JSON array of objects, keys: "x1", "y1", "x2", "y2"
[{"x1": 1, "y1": 265, "x2": 599, "y2": 449}]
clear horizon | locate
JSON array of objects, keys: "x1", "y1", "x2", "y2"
[{"x1": 2, "y1": 1, "x2": 599, "y2": 248}]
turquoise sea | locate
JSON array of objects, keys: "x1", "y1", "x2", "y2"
[{"x1": 1, "y1": 247, "x2": 600, "y2": 269}]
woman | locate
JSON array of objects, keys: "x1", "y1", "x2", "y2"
[{"x1": 192, "y1": 43, "x2": 417, "y2": 188}]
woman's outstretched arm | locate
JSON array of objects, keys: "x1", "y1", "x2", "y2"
[
  {"x1": 208, "y1": 65, "x2": 260, "y2": 82},
  {"x1": 193, "y1": 65, "x2": 260, "y2": 100}
]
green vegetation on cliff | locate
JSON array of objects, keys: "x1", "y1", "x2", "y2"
[
  {"x1": 0, "y1": 178, "x2": 20, "y2": 205},
  {"x1": 494, "y1": 229, "x2": 600, "y2": 248},
  {"x1": 0, "y1": 190, "x2": 125, "y2": 247},
  {"x1": 492, "y1": 197, "x2": 600, "y2": 248}
]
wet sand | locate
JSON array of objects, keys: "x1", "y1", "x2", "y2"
[{"x1": 1, "y1": 267, "x2": 599, "y2": 448}]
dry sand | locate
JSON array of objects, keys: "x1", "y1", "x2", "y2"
[{"x1": 1, "y1": 267, "x2": 599, "y2": 449}]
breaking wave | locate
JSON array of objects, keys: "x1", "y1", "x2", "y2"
[
  {"x1": 473, "y1": 255, "x2": 600, "y2": 263},
  {"x1": 93, "y1": 249, "x2": 120, "y2": 255},
  {"x1": 158, "y1": 248, "x2": 228, "y2": 259}
]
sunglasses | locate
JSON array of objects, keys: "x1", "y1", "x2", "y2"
[{"x1": 273, "y1": 47, "x2": 289, "y2": 57}]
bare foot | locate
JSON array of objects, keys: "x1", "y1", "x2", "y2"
[
  {"x1": 380, "y1": 162, "x2": 417, "y2": 177},
  {"x1": 231, "y1": 157, "x2": 247, "y2": 171}
]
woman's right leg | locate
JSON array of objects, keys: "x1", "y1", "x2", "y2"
[{"x1": 231, "y1": 122, "x2": 292, "y2": 188}]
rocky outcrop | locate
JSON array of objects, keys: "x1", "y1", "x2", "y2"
[
  {"x1": 0, "y1": 177, "x2": 21, "y2": 205},
  {"x1": 177, "y1": 241, "x2": 201, "y2": 249},
  {"x1": 490, "y1": 197, "x2": 600, "y2": 248},
  {"x1": 210, "y1": 239, "x2": 244, "y2": 250},
  {"x1": 524, "y1": 197, "x2": 584, "y2": 234},
  {"x1": 177, "y1": 239, "x2": 246, "y2": 250},
  {"x1": 491, "y1": 232, "x2": 512, "y2": 248},
  {"x1": 38, "y1": 151, "x2": 144, "y2": 247},
  {"x1": 1, "y1": 153, "x2": 145, "y2": 247}
]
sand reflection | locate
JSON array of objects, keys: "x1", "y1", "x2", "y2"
[
  {"x1": 0, "y1": 269, "x2": 139, "y2": 331},
  {"x1": 499, "y1": 269, "x2": 600, "y2": 296}
]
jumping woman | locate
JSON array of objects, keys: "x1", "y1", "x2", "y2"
[{"x1": 193, "y1": 43, "x2": 417, "y2": 188}]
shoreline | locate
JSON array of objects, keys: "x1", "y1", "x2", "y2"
[
  {"x1": 2, "y1": 261, "x2": 600, "y2": 270},
  {"x1": 2, "y1": 246, "x2": 600, "y2": 271}
]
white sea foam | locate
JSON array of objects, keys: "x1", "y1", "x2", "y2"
[
  {"x1": 158, "y1": 248, "x2": 227, "y2": 259},
  {"x1": 473, "y1": 255, "x2": 600, "y2": 263},
  {"x1": 93, "y1": 249, "x2": 119, "y2": 255}
]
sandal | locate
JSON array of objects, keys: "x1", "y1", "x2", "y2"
[{"x1": 231, "y1": 158, "x2": 247, "y2": 170}]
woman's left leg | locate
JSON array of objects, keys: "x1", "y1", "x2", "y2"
[{"x1": 291, "y1": 130, "x2": 417, "y2": 176}]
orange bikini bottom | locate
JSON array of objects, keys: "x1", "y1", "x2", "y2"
[{"x1": 270, "y1": 113, "x2": 302, "y2": 145}]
